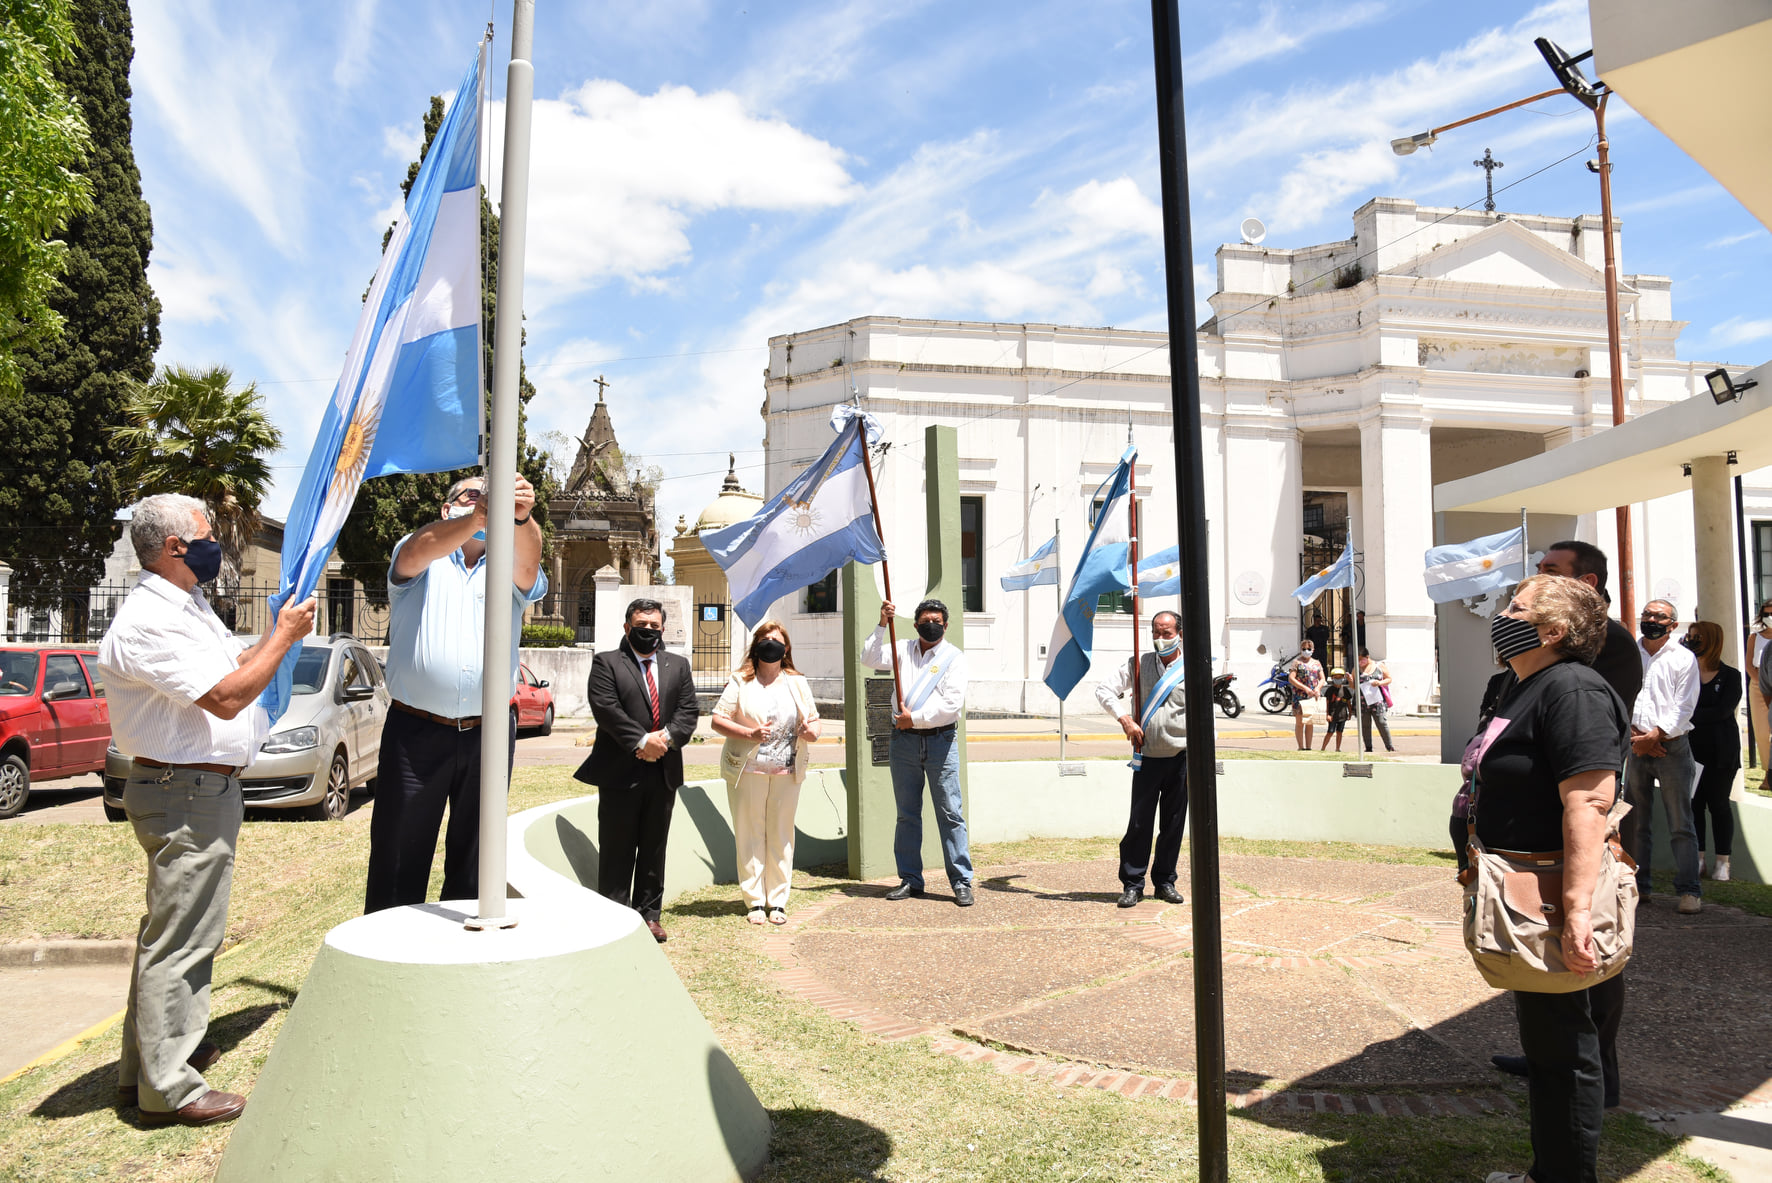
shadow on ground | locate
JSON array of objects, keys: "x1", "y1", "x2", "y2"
[{"x1": 760, "y1": 1105, "x2": 892, "y2": 1182}]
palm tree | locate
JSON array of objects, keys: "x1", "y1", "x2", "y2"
[{"x1": 112, "y1": 364, "x2": 283, "y2": 592}]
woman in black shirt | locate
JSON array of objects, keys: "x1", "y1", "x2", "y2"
[
  {"x1": 1683, "y1": 621, "x2": 1741, "y2": 882},
  {"x1": 1476, "y1": 575, "x2": 1628, "y2": 1183}
]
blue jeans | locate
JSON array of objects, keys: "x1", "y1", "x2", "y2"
[
  {"x1": 889, "y1": 727, "x2": 972, "y2": 890},
  {"x1": 1622, "y1": 734, "x2": 1700, "y2": 898}
]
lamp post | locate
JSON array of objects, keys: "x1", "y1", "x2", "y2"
[{"x1": 1390, "y1": 42, "x2": 1637, "y2": 624}]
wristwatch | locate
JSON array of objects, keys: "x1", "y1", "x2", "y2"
[{"x1": 514, "y1": 512, "x2": 532, "y2": 525}]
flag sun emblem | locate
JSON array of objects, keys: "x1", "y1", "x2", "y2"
[
  {"x1": 331, "y1": 413, "x2": 376, "y2": 498},
  {"x1": 1481, "y1": 558, "x2": 1494, "y2": 569},
  {"x1": 789, "y1": 501, "x2": 821, "y2": 535}
]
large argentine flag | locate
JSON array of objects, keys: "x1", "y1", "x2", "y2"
[
  {"x1": 1000, "y1": 535, "x2": 1059, "y2": 592},
  {"x1": 261, "y1": 47, "x2": 486, "y2": 722},
  {"x1": 1136, "y1": 544, "x2": 1180, "y2": 598},
  {"x1": 1043, "y1": 448, "x2": 1135, "y2": 701},
  {"x1": 1293, "y1": 539, "x2": 1355, "y2": 607},
  {"x1": 705, "y1": 405, "x2": 886, "y2": 629},
  {"x1": 1423, "y1": 527, "x2": 1526, "y2": 603}
]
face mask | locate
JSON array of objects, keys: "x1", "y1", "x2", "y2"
[
  {"x1": 446, "y1": 503, "x2": 485, "y2": 542},
  {"x1": 1760, "y1": 614, "x2": 1772, "y2": 630},
  {"x1": 179, "y1": 538, "x2": 223, "y2": 584},
  {"x1": 1153, "y1": 635, "x2": 1180, "y2": 655},
  {"x1": 916, "y1": 619, "x2": 945, "y2": 643},
  {"x1": 628, "y1": 625, "x2": 662, "y2": 654},
  {"x1": 1491, "y1": 613, "x2": 1543, "y2": 661},
  {"x1": 753, "y1": 638, "x2": 787, "y2": 665},
  {"x1": 1639, "y1": 619, "x2": 1669, "y2": 640},
  {"x1": 1301, "y1": 648, "x2": 1313, "y2": 659},
  {"x1": 1679, "y1": 635, "x2": 1703, "y2": 654}
]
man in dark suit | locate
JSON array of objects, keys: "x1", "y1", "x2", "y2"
[{"x1": 575, "y1": 597, "x2": 699, "y2": 942}]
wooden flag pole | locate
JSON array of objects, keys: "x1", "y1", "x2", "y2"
[
  {"x1": 1129, "y1": 452, "x2": 1143, "y2": 743},
  {"x1": 857, "y1": 419, "x2": 906, "y2": 713}
]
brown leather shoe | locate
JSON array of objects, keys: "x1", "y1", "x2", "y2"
[
  {"x1": 137, "y1": 1089, "x2": 246, "y2": 1127},
  {"x1": 647, "y1": 920, "x2": 668, "y2": 943},
  {"x1": 118, "y1": 1044, "x2": 223, "y2": 1105}
]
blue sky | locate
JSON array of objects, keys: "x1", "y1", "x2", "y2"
[{"x1": 129, "y1": 0, "x2": 1771, "y2": 546}]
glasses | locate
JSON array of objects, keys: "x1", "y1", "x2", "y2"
[
  {"x1": 1641, "y1": 611, "x2": 1671, "y2": 622},
  {"x1": 453, "y1": 488, "x2": 484, "y2": 504}
]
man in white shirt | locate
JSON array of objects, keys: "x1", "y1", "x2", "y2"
[
  {"x1": 863, "y1": 598, "x2": 972, "y2": 906},
  {"x1": 1095, "y1": 611, "x2": 1188, "y2": 908},
  {"x1": 1622, "y1": 598, "x2": 1703, "y2": 913},
  {"x1": 98, "y1": 494, "x2": 315, "y2": 1126}
]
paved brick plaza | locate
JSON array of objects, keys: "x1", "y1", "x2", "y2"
[{"x1": 764, "y1": 854, "x2": 1772, "y2": 1118}]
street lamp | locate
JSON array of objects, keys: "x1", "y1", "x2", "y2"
[
  {"x1": 1389, "y1": 39, "x2": 1639, "y2": 623},
  {"x1": 1706, "y1": 367, "x2": 1759, "y2": 405}
]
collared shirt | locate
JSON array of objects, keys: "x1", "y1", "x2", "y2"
[
  {"x1": 1634, "y1": 637, "x2": 1699, "y2": 738},
  {"x1": 861, "y1": 626, "x2": 966, "y2": 728},
  {"x1": 1095, "y1": 651, "x2": 1186, "y2": 757},
  {"x1": 97, "y1": 572, "x2": 268, "y2": 766},
  {"x1": 384, "y1": 538, "x2": 548, "y2": 719}
]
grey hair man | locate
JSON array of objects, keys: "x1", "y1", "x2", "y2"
[
  {"x1": 1624, "y1": 598, "x2": 1703, "y2": 913},
  {"x1": 98, "y1": 493, "x2": 316, "y2": 1125},
  {"x1": 1096, "y1": 610, "x2": 1188, "y2": 907}
]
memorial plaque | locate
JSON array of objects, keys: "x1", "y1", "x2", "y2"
[
  {"x1": 870, "y1": 734, "x2": 892, "y2": 766},
  {"x1": 865, "y1": 677, "x2": 896, "y2": 707},
  {"x1": 865, "y1": 704, "x2": 894, "y2": 736}
]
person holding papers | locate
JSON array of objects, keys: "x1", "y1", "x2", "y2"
[
  {"x1": 865, "y1": 598, "x2": 973, "y2": 906},
  {"x1": 1096, "y1": 611, "x2": 1188, "y2": 908}
]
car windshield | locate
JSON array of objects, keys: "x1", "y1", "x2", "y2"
[
  {"x1": 290, "y1": 646, "x2": 331, "y2": 696},
  {"x1": 0, "y1": 652, "x2": 38, "y2": 695}
]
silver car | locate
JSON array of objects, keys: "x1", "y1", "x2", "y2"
[{"x1": 103, "y1": 635, "x2": 390, "y2": 822}]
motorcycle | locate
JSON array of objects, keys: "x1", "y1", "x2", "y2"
[
  {"x1": 1212, "y1": 672, "x2": 1242, "y2": 718},
  {"x1": 1256, "y1": 654, "x2": 1298, "y2": 715}
]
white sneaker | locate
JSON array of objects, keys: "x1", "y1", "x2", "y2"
[
  {"x1": 1677, "y1": 894, "x2": 1702, "y2": 915},
  {"x1": 1485, "y1": 1173, "x2": 1528, "y2": 1183},
  {"x1": 1715, "y1": 856, "x2": 1731, "y2": 882}
]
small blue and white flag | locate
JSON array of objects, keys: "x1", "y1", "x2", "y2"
[
  {"x1": 1423, "y1": 527, "x2": 1526, "y2": 604},
  {"x1": 1136, "y1": 544, "x2": 1180, "y2": 598},
  {"x1": 1000, "y1": 535, "x2": 1059, "y2": 592},
  {"x1": 261, "y1": 46, "x2": 487, "y2": 723},
  {"x1": 1293, "y1": 539, "x2": 1355, "y2": 607},
  {"x1": 1043, "y1": 448, "x2": 1136, "y2": 701},
  {"x1": 705, "y1": 404, "x2": 886, "y2": 629}
]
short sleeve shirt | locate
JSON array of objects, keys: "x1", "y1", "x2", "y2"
[{"x1": 1474, "y1": 659, "x2": 1629, "y2": 852}]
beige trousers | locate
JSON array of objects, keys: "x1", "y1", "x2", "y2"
[
  {"x1": 1750, "y1": 683, "x2": 1769, "y2": 771},
  {"x1": 728, "y1": 770, "x2": 801, "y2": 910}
]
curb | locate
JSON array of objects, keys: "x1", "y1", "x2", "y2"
[{"x1": 0, "y1": 939, "x2": 134, "y2": 968}]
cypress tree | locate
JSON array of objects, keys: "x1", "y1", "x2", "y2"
[{"x1": 0, "y1": 0, "x2": 159, "y2": 616}]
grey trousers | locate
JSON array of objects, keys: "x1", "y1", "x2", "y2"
[
  {"x1": 1622, "y1": 734, "x2": 1701, "y2": 898},
  {"x1": 119, "y1": 767, "x2": 242, "y2": 1112}
]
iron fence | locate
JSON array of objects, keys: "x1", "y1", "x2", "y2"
[{"x1": 4, "y1": 582, "x2": 395, "y2": 646}]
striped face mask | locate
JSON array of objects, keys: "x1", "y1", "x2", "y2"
[{"x1": 1491, "y1": 613, "x2": 1543, "y2": 661}]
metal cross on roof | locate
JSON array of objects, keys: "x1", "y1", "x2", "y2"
[{"x1": 1473, "y1": 148, "x2": 1504, "y2": 212}]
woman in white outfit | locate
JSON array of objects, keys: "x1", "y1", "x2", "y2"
[{"x1": 711, "y1": 621, "x2": 821, "y2": 926}]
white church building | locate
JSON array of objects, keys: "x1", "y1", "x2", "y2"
[{"x1": 750, "y1": 196, "x2": 1752, "y2": 716}]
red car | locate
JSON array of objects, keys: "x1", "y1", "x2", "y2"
[
  {"x1": 512, "y1": 663, "x2": 554, "y2": 735},
  {"x1": 0, "y1": 646, "x2": 112, "y2": 819}
]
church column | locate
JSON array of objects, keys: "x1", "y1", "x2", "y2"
[
  {"x1": 1221, "y1": 413, "x2": 1302, "y2": 675},
  {"x1": 1360, "y1": 401, "x2": 1435, "y2": 713}
]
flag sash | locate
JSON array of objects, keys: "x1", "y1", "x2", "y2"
[
  {"x1": 1128, "y1": 655, "x2": 1185, "y2": 771},
  {"x1": 904, "y1": 641, "x2": 958, "y2": 713}
]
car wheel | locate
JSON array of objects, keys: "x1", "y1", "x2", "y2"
[
  {"x1": 539, "y1": 704, "x2": 554, "y2": 737},
  {"x1": 0, "y1": 753, "x2": 28, "y2": 819},
  {"x1": 510, "y1": 706, "x2": 520, "y2": 737},
  {"x1": 104, "y1": 803, "x2": 128, "y2": 823},
  {"x1": 309, "y1": 750, "x2": 351, "y2": 822}
]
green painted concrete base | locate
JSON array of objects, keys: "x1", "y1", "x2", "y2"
[{"x1": 216, "y1": 896, "x2": 770, "y2": 1182}]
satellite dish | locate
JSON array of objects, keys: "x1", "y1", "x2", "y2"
[{"x1": 1240, "y1": 217, "x2": 1267, "y2": 245}]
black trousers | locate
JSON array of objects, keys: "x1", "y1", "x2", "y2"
[
  {"x1": 1514, "y1": 983, "x2": 1611, "y2": 1183},
  {"x1": 1692, "y1": 760, "x2": 1738, "y2": 857},
  {"x1": 598, "y1": 770, "x2": 678, "y2": 922},
  {"x1": 364, "y1": 708, "x2": 515, "y2": 914},
  {"x1": 1120, "y1": 753, "x2": 1187, "y2": 890}
]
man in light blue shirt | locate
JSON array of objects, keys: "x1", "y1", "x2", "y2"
[{"x1": 364, "y1": 473, "x2": 546, "y2": 912}]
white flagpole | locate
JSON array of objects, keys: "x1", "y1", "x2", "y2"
[{"x1": 471, "y1": 0, "x2": 535, "y2": 930}]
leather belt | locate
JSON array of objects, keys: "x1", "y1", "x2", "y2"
[
  {"x1": 392, "y1": 699, "x2": 482, "y2": 729},
  {"x1": 134, "y1": 757, "x2": 242, "y2": 776},
  {"x1": 907, "y1": 723, "x2": 956, "y2": 736}
]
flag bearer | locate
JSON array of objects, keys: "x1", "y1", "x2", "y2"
[{"x1": 1096, "y1": 610, "x2": 1188, "y2": 908}]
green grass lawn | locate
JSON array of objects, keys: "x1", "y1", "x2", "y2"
[{"x1": 0, "y1": 768, "x2": 1734, "y2": 1182}]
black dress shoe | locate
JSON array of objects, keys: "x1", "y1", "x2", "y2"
[
  {"x1": 884, "y1": 881, "x2": 923, "y2": 901},
  {"x1": 1491, "y1": 1054, "x2": 1528, "y2": 1077},
  {"x1": 1155, "y1": 883, "x2": 1184, "y2": 905},
  {"x1": 1116, "y1": 886, "x2": 1143, "y2": 908},
  {"x1": 953, "y1": 883, "x2": 974, "y2": 907}
]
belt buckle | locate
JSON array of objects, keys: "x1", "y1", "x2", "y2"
[{"x1": 458, "y1": 715, "x2": 472, "y2": 733}]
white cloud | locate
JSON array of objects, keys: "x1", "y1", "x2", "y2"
[
  {"x1": 1065, "y1": 177, "x2": 1162, "y2": 241},
  {"x1": 1708, "y1": 317, "x2": 1772, "y2": 348},
  {"x1": 1187, "y1": 1, "x2": 1388, "y2": 83},
  {"x1": 147, "y1": 253, "x2": 230, "y2": 325},
  {"x1": 382, "y1": 122, "x2": 421, "y2": 161},
  {"x1": 332, "y1": 0, "x2": 379, "y2": 90},
  {"x1": 1706, "y1": 229, "x2": 1765, "y2": 249}
]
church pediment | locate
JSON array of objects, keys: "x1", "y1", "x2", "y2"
[{"x1": 1386, "y1": 218, "x2": 1632, "y2": 294}]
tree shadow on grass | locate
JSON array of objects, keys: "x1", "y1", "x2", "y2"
[{"x1": 760, "y1": 1105, "x2": 893, "y2": 1182}]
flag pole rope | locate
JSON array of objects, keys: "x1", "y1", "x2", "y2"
[{"x1": 857, "y1": 425, "x2": 906, "y2": 713}]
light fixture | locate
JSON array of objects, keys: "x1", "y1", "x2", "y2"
[
  {"x1": 1535, "y1": 38, "x2": 1600, "y2": 110},
  {"x1": 1706, "y1": 367, "x2": 1759, "y2": 405},
  {"x1": 1390, "y1": 131, "x2": 1437, "y2": 156}
]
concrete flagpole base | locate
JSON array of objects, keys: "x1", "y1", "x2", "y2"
[{"x1": 216, "y1": 894, "x2": 770, "y2": 1182}]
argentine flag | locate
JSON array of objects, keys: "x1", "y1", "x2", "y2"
[
  {"x1": 1000, "y1": 535, "x2": 1059, "y2": 591},
  {"x1": 1293, "y1": 539, "x2": 1355, "y2": 607},
  {"x1": 1043, "y1": 448, "x2": 1135, "y2": 701},
  {"x1": 261, "y1": 47, "x2": 486, "y2": 722},
  {"x1": 1137, "y1": 544, "x2": 1180, "y2": 598},
  {"x1": 705, "y1": 405, "x2": 886, "y2": 629},
  {"x1": 1423, "y1": 527, "x2": 1525, "y2": 604}
]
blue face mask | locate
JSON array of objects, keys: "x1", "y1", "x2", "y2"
[
  {"x1": 447, "y1": 504, "x2": 486, "y2": 542},
  {"x1": 179, "y1": 538, "x2": 223, "y2": 583}
]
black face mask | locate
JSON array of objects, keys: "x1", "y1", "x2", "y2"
[
  {"x1": 1491, "y1": 613, "x2": 1543, "y2": 661},
  {"x1": 179, "y1": 538, "x2": 223, "y2": 584},
  {"x1": 628, "y1": 625, "x2": 662, "y2": 654},
  {"x1": 1679, "y1": 635, "x2": 1703, "y2": 654},
  {"x1": 1639, "y1": 619, "x2": 1670, "y2": 641},
  {"x1": 753, "y1": 638, "x2": 787, "y2": 665},
  {"x1": 916, "y1": 619, "x2": 945, "y2": 643}
]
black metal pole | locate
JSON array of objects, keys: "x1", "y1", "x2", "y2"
[
  {"x1": 1736, "y1": 473, "x2": 1757, "y2": 769},
  {"x1": 1149, "y1": 3, "x2": 1227, "y2": 1176}
]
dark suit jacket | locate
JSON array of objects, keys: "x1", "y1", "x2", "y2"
[
  {"x1": 1589, "y1": 618, "x2": 1644, "y2": 713},
  {"x1": 574, "y1": 639, "x2": 699, "y2": 790}
]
